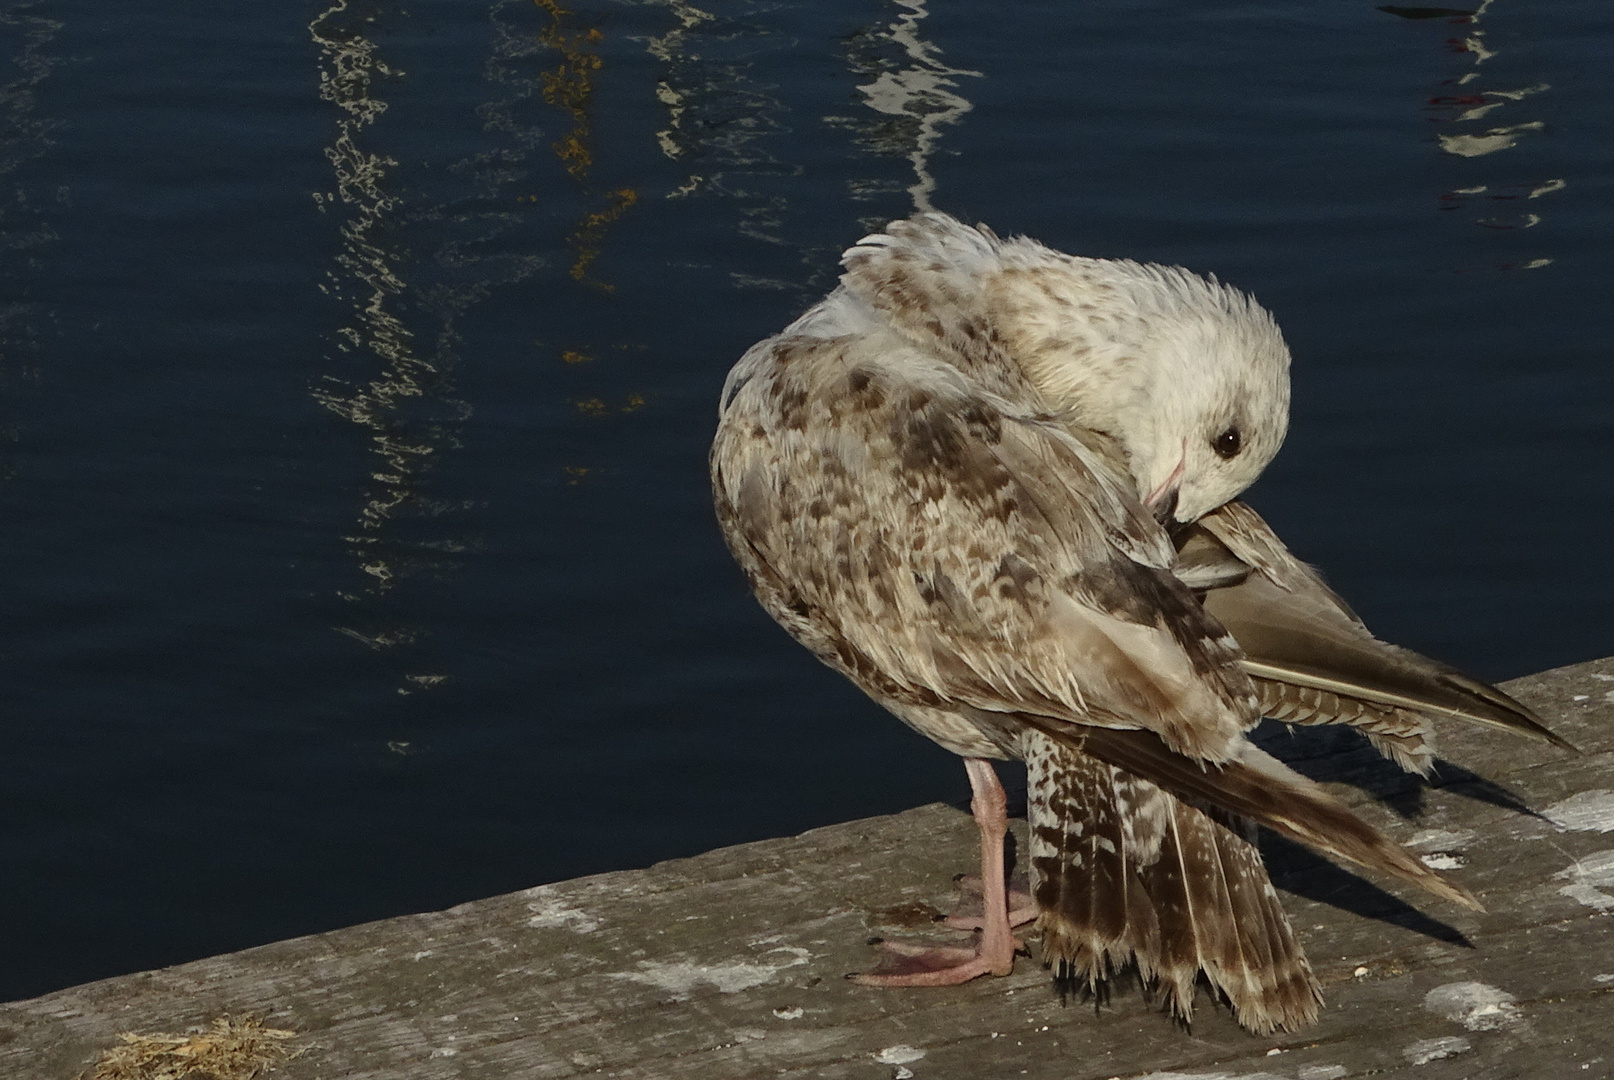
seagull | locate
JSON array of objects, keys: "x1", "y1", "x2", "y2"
[{"x1": 709, "y1": 213, "x2": 1570, "y2": 1033}]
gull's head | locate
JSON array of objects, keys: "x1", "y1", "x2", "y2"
[
  {"x1": 987, "y1": 247, "x2": 1291, "y2": 524},
  {"x1": 1118, "y1": 285, "x2": 1292, "y2": 524}
]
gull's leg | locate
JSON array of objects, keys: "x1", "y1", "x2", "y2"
[
  {"x1": 852, "y1": 758, "x2": 1023, "y2": 987},
  {"x1": 942, "y1": 874, "x2": 1038, "y2": 932}
]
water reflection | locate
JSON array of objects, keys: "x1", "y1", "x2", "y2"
[
  {"x1": 310, "y1": 0, "x2": 450, "y2": 608},
  {"x1": 633, "y1": 0, "x2": 982, "y2": 288},
  {"x1": 830, "y1": 0, "x2": 981, "y2": 215},
  {"x1": 309, "y1": 1, "x2": 542, "y2": 670},
  {"x1": 640, "y1": 0, "x2": 809, "y2": 272},
  {"x1": 1394, "y1": 0, "x2": 1563, "y2": 265},
  {"x1": 0, "y1": 2, "x2": 62, "y2": 479},
  {"x1": 532, "y1": 0, "x2": 640, "y2": 289}
]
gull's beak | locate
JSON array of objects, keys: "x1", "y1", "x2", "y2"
[{"x1": 1144, "y1": 445, "x2": 1186, "y2": 525}]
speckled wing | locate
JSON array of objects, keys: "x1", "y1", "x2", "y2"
[
  {"x1": 711, "y1": 326, "x2": 1259, "y2": 764},
  {"x1": 1185, "y1": 500, "x2": 1575, "y2": 772}
]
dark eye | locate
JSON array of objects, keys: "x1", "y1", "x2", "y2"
[{"x1": 1213, "y1": 426, "x2": 1242, "y2": 459}]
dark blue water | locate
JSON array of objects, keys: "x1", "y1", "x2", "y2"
[{"x1": 1, "y1": 0, "x2": 1609, "y2": 1001}]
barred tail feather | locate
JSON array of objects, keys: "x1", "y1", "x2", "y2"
[
  {"x1": 1141, "y1": 787, "x2": 1319, "y2": 1032},
  {"x1": 1023, "y1": 731, "x2": 1321, "y2": 1033},
  {"x1": 1069, "y1": 723, "x2": 1482, "y2": 911},
  {"x1": 1025, "y1": 732, "x2": 1160, "y2": 993}
]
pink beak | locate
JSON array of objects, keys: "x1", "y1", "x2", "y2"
[{"x1": 1144, "y1": 443, "x2": 1186, "y2": 523}]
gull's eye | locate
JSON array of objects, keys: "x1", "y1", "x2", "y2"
[{"x1": 1213, "y1": 426, "x2": 1242, "y2": 459}]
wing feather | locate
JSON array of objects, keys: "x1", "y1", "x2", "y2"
[
  {"x1": 712, "y1": 327, "x2": 1257, "y2": 761},
  {"x1": 1191, "y1": 501, "x2": 1574, "y2": 755}
]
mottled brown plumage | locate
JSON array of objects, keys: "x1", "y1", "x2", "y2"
[{"x1": 711, "y1": 213, "x2": 1562, "y2": 1034}]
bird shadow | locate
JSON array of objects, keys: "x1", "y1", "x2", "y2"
[
  {"x1": 1258, "y1": 833, "x2": 1473, "y2": 948},
  {"x1": 1249, "y1": 721, "x2": 1536, "y2": 820},
  {"x1": 984, "y1": 727, "x2": 1536, "y2": 823}
]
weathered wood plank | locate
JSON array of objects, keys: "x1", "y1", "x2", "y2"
[{"x1": 4, "y1": 659, "x2": 1614, "y2": 1079}]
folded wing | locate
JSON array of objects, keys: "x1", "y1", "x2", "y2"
[
  {"x1": 713, "y1": 324, "x2": 1258, "y2": 763},
  {"x1": 1184, "y1": 500, "x2": 1575, "y2": 771}
]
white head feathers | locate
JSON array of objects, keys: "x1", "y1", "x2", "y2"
[{"x1": 831, "y1": 213, "x2": 1292, "y2": 523}]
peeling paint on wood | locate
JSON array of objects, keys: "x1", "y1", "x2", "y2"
[{"x1": 3, "y1": 659, "x2": 1614, "y2": 1079}]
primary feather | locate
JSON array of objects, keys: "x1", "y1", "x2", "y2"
[{"x1": 1182, "y1": 500, "x2": 1575, "y2": 772}]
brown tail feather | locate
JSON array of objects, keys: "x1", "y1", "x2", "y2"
[
  {"x1": 1200, "y1": 808, "x2": 1321, "y2": 1031},
  {"x1": 1059, "y1": 722, "x2": 1483, "y2": 911},
  {"x1": 1023, "y1": 731, "x2": 1321, "y2": 1033},
  {"x1": 1025, "y1": 732, "x2": 1160, "y2": 992},
  {"x1": 1144, "y1": 797, "x2": 1320, "y2": 1032}
]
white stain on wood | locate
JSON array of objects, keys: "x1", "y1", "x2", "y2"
[
  {"x1": 1403, "y1": 1036, "x2": 1471, "y2": 1064},
  {"x1": 1555, "y1": 850, "x2": 1614, "y2": 913},
  {"x1": 610, "y1": 946, "x2": 811, "y2": 999},
  {"x1": 1407, "y1": 828, "x2": 1475, "y2": 850},
  {"x1": 1544, "y1": 791, "x2": 1614, "y2": 834},
  {"x1": 1423, "y1": 982, "x2": 1522, "y2": 1031},
  {"x1": 1296, "y1": 1067, "x2": 1347, "y2": 1080},
  {"x1": 525, "y1": 888, "x2": 602, "y2": 933},
  {"x1": 873, "y1": 1044, "x2": 926, "y2": 1065},
  {"x1": 1129, "y1": 1065, "x2": 1278, "y2": 1071}
]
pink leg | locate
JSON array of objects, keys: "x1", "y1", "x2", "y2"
[
  {"x1": 942, "y1": 875, "x2": 1038, "y2": 932},
  {"x1": 852, "y1": 758, "x2": 1024, "y2": 987}
]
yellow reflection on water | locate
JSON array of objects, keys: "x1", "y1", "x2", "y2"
[
  {"x1": 536, "y1": 0, "x2": 605, "y2": 182},
  {"x1": 569, "y1": 186, "x2": 638, "y2": 288},
  {"x1": 573, "y1": 392, "x2": 647, "y2": 417},
  {"x1": 521, "y1": 0, "x2": 656, "y2": 494},
  {"x1": 534, "y1": 0, "x2": 639, "y2": 290}
]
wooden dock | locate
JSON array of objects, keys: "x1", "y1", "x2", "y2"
[{"x1": 5, "y1": 658, "x2": 1614, "y2": 1080}]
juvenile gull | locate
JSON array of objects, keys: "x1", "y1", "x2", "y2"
[{"x1": 709, "y1": 213, "x2": 1567, "y2": 1033}]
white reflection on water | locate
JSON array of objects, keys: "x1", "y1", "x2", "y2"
[
  {"x1": 1438, "y1": 120, "x2": 1542, "y2": 159},
  {"x1": 1401, "y1": 0, "x2": 1563, "y2": 265},
  {"x1": 640, "y1": 0, "x2": 803, "y2": 259},
  {"x1": 310, "y1": 0, "x2": 451, "y2": 604},
  {"x1": 632, "y1": 0, "x2": 980, "y2": 281},
  {"x1": 308, "y1": 0, "x2": 543, "y2": 674},
  {"x1": 0, "y1": 1, "x2": 62, "y2": 478},
  {"x1": 1433, "y1": 0, "x2": 1550, "y2": 161},
  {"x1": 845, "y1": 0, "x2": 980, "y2": 213}
]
